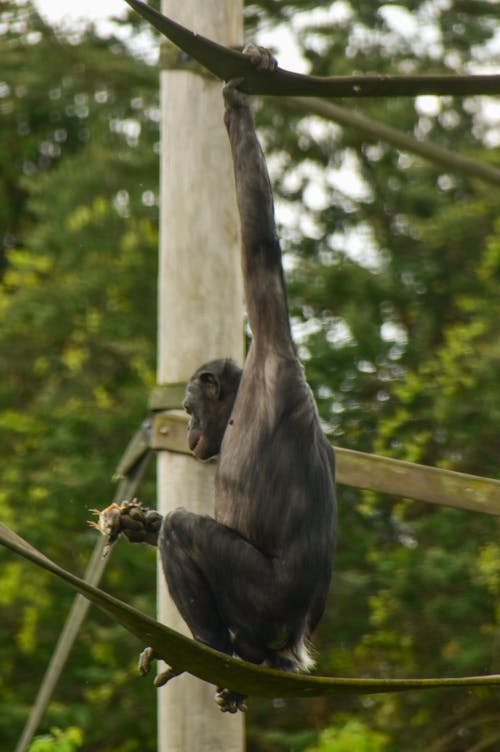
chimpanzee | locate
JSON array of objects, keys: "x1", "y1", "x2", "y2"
[{"x1": 95, "y1": 46, "x2": 336, "y2": 713}]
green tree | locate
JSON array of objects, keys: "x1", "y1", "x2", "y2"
[
  {"x1": 245, "y1": 1, "x2": 500, "y2": 750},
  {"x1": 28, "y1": 726, "x2": 83, "y2": 752},
  {"x1": 306, "y1": 720, "x2": 389, "y2": 752},
  {"x1": 0, "y1": 3, "x2": 159, "y2": 749},
  {"x1": 1, "y1": 1, "x2": 499, "y2": 751}
]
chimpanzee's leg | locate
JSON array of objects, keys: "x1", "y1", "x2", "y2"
[
  {"x1": 159, "y1": 508, "x2": 278, "y2": 657},
  {"x1": 159, "y1": 508, "x2": 281, "y2": 713},
  {"x1": 159, "y1": 511, "x2": 234, "y2": 655}
]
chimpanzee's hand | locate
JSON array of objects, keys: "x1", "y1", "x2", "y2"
[
  {"x1": 223, "y1": 44, "x2": 278, "y2": 109},
  {"x1": 88, "y1": 499, "x2": 162, "y2": 555},
  {"x1": 241, "y1": 43, "x2": 277, "y2": 72}
]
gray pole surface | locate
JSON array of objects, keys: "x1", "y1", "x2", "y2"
[{"x1": 158, "y1": 2, "x2": 244, "y2": 750}]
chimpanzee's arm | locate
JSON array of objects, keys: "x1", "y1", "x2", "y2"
[{"x1": 223, "y1": 73, "x2": 294, "y2": 356}]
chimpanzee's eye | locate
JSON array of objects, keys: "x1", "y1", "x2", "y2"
[{"x1": 200, "y1": 372, "x2": 217, "y2": 386}]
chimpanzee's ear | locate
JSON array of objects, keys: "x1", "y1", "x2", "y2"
[{"x1": 199, "y1": 371, "x2": 220, "y2": 400}]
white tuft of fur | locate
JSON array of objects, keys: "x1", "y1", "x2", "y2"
[
  {"x1": 295, "y1": 637, "x2": 316, "y2": 673},
  {"x1": 278, "y1": 636, "x2": 316, "y2": 673}
]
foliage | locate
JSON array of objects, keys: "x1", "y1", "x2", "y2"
[
  {"x1": 0, "y1": 2, "x2": 159, "y2": 750},
  {"x1": 305, "y1": 720, "x2": 389, "y2": 752},
  {"x1": 1, "y1": 1, "x2": 499, "y2": 751},
  {"x1": 28, "y1": 726, "x2": 83, "y2": 752},
  {"x1": 246, "y1": 1, "x2": 500, "y2": 751}
]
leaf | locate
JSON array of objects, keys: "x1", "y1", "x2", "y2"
[
  {"x1": 123, "y1": 0, "x2": 500, "y2": 97},
  {"x1": 1, "y1": 521, "x2": 499, "y2": 698}
]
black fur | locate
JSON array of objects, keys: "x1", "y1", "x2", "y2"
[
  {"x1": 126, "y1": 60, "x2": 336, "y2": 710},
  {"x1": 159, "y1": 78, "x2": 336, "y2": 682}
]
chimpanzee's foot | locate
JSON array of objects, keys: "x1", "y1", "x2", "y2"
[
  {"x1": 215, "y1": 687, "x2": 247, "y2": 713},
  {"x1": 88, "y1": 499, "x2": 162, "y2": 554},
  {"x1": 138, "y1": 646, "x2": 183, "y2": 687},
  {"x1": 138, "y1": 646, "x2": 157, "y2": 676}
]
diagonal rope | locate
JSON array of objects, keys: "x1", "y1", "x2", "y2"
[
  {"x1": 282, "y1": 96, "x2": 500, "y2": 186},
  {"x1": 14, "y1": 450, "x2": 152, "y2": 752}
]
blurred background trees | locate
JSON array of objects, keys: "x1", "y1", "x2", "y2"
[{"x1": 1, "y1": 1, "x2": 498, "y2": 750}]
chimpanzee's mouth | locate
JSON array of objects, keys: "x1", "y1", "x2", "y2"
[{"x1": 188, "y1": 426, "x2": 202, "y2": 453}]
